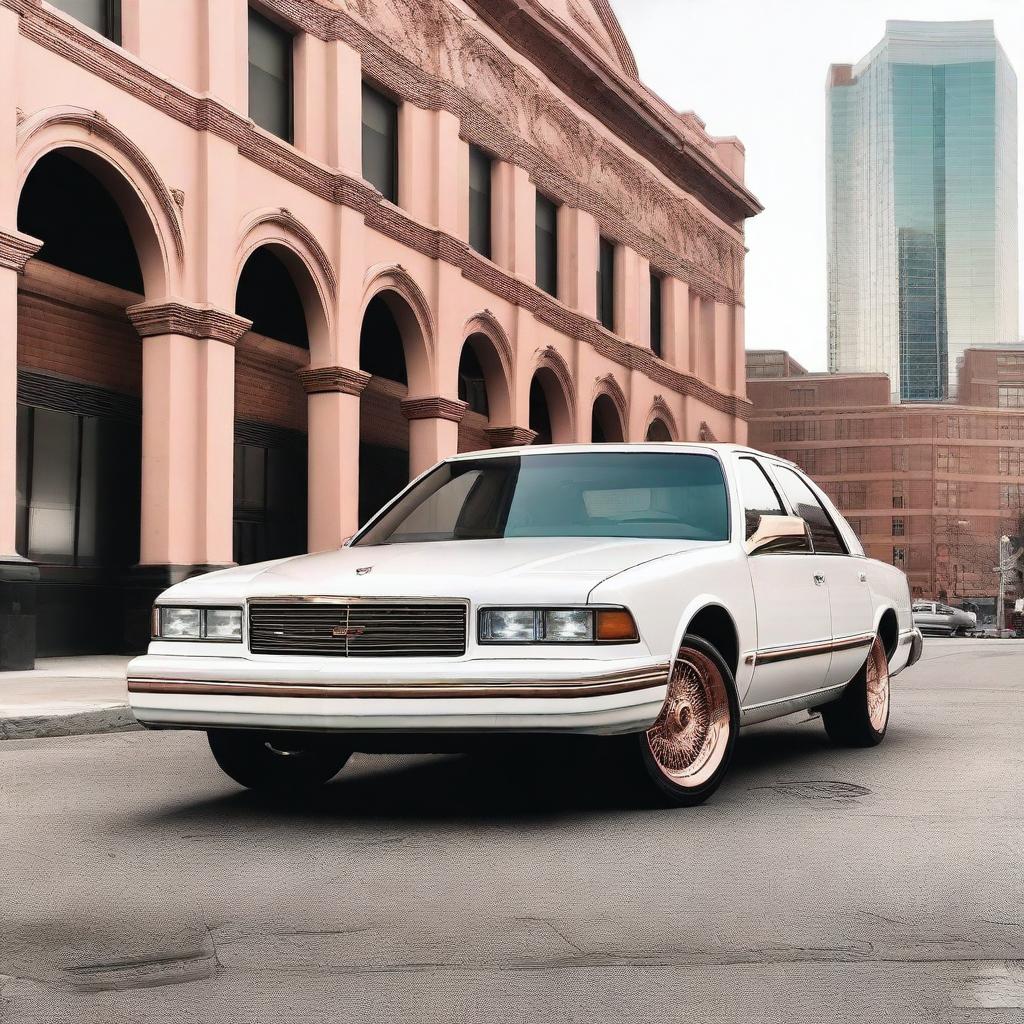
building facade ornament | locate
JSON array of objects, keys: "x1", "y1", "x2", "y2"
[
  {"x1": 401, "y1": 396, "x2": 469, "y2": 423},
  {"x1": 296, "y1": 366, "x2": 371, "y2": 396},
  {"x1": 0, "y1": 230, "x2": 43, "y2": 273},
  {"x1": 485, "y1": 425, "x2": 538, "y2": 448},
  {"x1": 126, "y1": 301, "x2": 252, "y2": 344}
]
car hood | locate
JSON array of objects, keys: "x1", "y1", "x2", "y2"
[{"x1": 162, "y1": 536, "x2": 717, "y2": 604}]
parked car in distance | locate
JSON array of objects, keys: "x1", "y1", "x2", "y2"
[
  {"x1": 128, "y1": 444, "x2": 924, "y2": 807},
  {"x1": 912, "y1": 601, "x2": 977, "y2": 637}
]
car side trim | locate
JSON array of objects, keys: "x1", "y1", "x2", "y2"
[
  {"x1": 744, "y1": 632, "x2": 874, "y2": 667},
  {"x1": 127, "y1": 662, "x2": 671, "y2": 701}
]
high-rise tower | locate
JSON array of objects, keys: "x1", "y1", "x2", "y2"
[{"x1": 827, "y1": 21, "x2": 1018, "y2": 401}]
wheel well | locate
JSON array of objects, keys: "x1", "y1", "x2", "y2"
[
  {"x1": 878, "y1": 608, "x2": 899, "y2": 660},
  {"x1": 685, "y1": 605, "x2": 739, "y2": 679}
]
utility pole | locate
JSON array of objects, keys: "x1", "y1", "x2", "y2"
[{"x1": 995, "y1": 535, "x2": 1011, "y2": 636}]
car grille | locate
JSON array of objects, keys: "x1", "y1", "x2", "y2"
[{"x1": 247, "y1": 602, "x2": 468, "y2": 658}]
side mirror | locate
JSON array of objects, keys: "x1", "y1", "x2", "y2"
[{"x1": 745, "y1": 514, "x2": 810, "y2": 555}]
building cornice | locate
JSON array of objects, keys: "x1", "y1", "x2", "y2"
[
  {"x1": 126, "y1": 300, "x2": 252, "y2": 344},
  {"x1": 297, "y1": 366, "x2": 372, "y2": 396},
  {"x1": 0, "y1": 229, "x2": 43, "y2": 272},
  {"x1": 465, "y1": 0, "x2": 762, "y2": 224},
  {"x1": 401, "y1": 396, "x2": 469, "y2": 423}
]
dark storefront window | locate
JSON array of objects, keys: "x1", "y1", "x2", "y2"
[
  {"x1": 52, "y1": 0, "x2": 121, "y2": 43},
  {"x1": 233, "y1": 435, "x2": 307, "y2": 566},
  {"x1": 248, "y1": 8, "x2": 293, "y2": 142},
  {"x1": 536, "y1": 193, "x2": 558, "y2": 297},
  {"x1": 16, "y1": 406, "x2": 138, "y2": 568},
  {"x1": 468, "y1": 146, "x2": 492, "y2": 260},
  {"x1": 597, "y1": 236, "x2": 615, "y2": 330},
  {"x1": 650, "y1": 273, "x2": 663, "y2": 358},
  {"x1": 362, "y1": 83, "x2": 398, "y2": 203}
]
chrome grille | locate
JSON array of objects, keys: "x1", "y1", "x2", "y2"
[{"x1": 248, "y1": 601, "x2": 467, "y2": 658}]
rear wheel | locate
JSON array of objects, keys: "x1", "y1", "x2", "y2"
[
  {"x1": 820, "y1": 634, "x2": 890, "y2": 747},
  {"x1": 638, "y1": 636, "x2": 739, "y2": 806},
  {"x1": 208, "y1": 729, "x2": 352, "y2": 791}
]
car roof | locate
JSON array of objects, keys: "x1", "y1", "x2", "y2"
[{"x1": 445, "y1": 442, "x2": 795, "y2": 465}]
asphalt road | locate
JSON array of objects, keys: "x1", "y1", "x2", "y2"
[{"x1": 1, "y1": 639, "x2": 1021, "y2": 1023}]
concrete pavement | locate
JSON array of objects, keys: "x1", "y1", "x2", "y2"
[
  {"x1": 0, "y1": 656, "x2": 135, "y2": 739},
  {"x1": 0, "y1": 638, "x2": 1021, "y2": 1022}
]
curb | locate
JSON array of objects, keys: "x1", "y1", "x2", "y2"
[{"x1": 0, "y1": 705, "x2": 141, "y2": 741}]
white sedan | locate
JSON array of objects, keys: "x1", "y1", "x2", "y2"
[{"x1": 128, "y1": 444, "x2": 923, "y2": 806}]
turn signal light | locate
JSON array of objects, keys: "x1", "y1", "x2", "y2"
[{"x1": 596, "y1": 608, "x2": 639, "y2": 642}]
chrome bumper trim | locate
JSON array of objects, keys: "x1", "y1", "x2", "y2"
[{"x1": 128, "y1": 662, "x2": 671, "y2": 701}]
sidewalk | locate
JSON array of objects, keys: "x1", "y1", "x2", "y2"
[{"x1": 0, "y1": 655, "x2": 136, "y2": 740}]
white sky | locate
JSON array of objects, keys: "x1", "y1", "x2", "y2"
[{"x1": 610, "y1": 0, "x2": 1024, "y2": 370}]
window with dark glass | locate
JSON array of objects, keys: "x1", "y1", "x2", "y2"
[
  {"x1": 458, "y1": 344, "x2": 489, "y2": 416},
  {"x1": 52, "y1": 0, "x2": 120, "y2": 43},
  {"x1": 362, "y1": 83, "x2": 398, "y2": 203},
  {"x1": 248, "y1": 8, "x2": 293, "y2": 142},
  {"x1": 773, "y1": 465, "x2": 847, "y2": 554},
  {"x1": 535, "y1": 193, "x2": 558, "y2": 297},
  {"x1": 650, "y1": 273, "x2": 663, "y2": 358},
  {"x1": 597, "y1": 236, "x2": 615, "y2": 330},
  {"x1": 738, "y1": 457, "x2": 786, "y2": 541},
  {"x1": 16, "y1": 405, "x2": 138, "y2": 567},
  {"x1": 468, "y1": 146, "x2": 492, "y2": 259}
]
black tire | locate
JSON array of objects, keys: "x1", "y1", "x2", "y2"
[
  {"x1": 820, "y1": 634, "x2": 890, "y2": 748},
  {"x1": 635, "y1": 635, "x2": 740, "y2": 807},
  {"x1": 207, "y1": 729, "x2": 352, "y2": 791}
]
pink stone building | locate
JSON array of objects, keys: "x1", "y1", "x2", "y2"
[{"x1": 0, "y1": 0, "x2": 760, "y2": 664}]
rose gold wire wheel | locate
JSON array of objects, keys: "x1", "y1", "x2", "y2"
[
  {"x1": 865, "y1": 636, "x2": 890, "y2": 733},
  {"x1": 645, "y1": 649, "x2": 731, "y2": 788}
]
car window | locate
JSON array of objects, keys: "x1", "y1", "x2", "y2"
[
  {"x1": 771, "y1": 465, "x2": 847, "y2": 555},
  {"x1": 737, "y1": 457, "x2": 786, "y2": 540},
  {"x1": 355, "y1": 452, "x2": 730, "y2": 544}
]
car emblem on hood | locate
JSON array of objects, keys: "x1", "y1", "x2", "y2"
[{"x1": 355, "y1": 566, "x2": 373, "y2": 575}]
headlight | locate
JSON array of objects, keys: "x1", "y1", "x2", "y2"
[
  {"x1": 478, "y1": 607, "x2": 638, "y2": 644},
  {"x1": 154, "y1": 606, "x2": 242, "y2": 641}
]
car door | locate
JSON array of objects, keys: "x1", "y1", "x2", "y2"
[
  {"x1": 769, "y1": 464, "x2": 874, "y2": 688},
  {"x1": 737, "y1": 456, "x2": 833, "y2": 707}
]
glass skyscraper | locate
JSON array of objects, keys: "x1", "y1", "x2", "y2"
[{"x1": 827, "y1": 21, "x2": 1018, "y2": 401}]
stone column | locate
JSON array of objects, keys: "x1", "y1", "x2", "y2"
[
  {"x1": 401, "y1": 397, "x2": 467, "y2": 478},
  {"x1": 298, "y1": 366, "x2": 369, "y2": 551},
  {"x1": 125, "y1": 301, "x2": 250, "y2": 647},
  {"x1": 0, "y1": 231, "x2": 42, "y2": 669}
]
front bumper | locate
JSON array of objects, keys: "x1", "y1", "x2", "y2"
[{"x1": 127, "y1": 654, "x2": 670, "y2": 736}]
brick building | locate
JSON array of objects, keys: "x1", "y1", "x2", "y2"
[
  {"x1": 0, "y1": 0, "x2": 760, "y2": 665},
  {"x1": 746, "y1": 348, "x2": 1024, "y2": 611}
]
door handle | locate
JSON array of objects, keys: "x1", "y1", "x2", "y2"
[{"x1": 813, "y1": 573, "x2": 826, "y2": 586}]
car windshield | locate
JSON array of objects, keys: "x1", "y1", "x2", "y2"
[{"x1": 354, "y1": 451, "x2": 730, "y2": 545}]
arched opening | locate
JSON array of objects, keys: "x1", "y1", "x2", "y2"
[
  {"x1": 233, "y1": 244, "x2": 313, "y2": 566},
  {"x1": 15, "y1": 148, "x2": 148, "y2": 655},
  {"x1": 529, "y1": 366, "x2": 573, "y2": 445},
  {"x1": 591, "y1": 393, "x2": 625, "y2": 443},
  {"x1": 646, "y1": 417, "x2": 673, "y2": 441},
  {"x1": 358, "y1": 293, "x2": 412, "y2": 524},
  {"x1": 457, "y1": 331, "x2": 512, "y2": 453}
]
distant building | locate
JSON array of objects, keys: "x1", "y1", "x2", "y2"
[
  {"x1": 747, "y1": 348, "x2": 1024, "y2": 611},
  {"x1": 827, "y1": 21, "x2": 1018, "y2": 402}
]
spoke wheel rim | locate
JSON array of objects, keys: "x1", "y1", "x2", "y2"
[
  {"x1": 865, "y1": 636, "x2": 890, "y2": 732},
  {"x1": 646, "y1": 649, "x2": 731, "y2": 788}
]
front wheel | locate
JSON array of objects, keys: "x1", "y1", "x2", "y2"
[
  {"x1": 820, "y1": 634, "x2": 890, "y2": 747},
  {"x1": 637, "y1": 636, "x2": 739, "y2": 806},
  {"x1": 208, "y1": 729, "x2": 352, "y2": 791}
]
